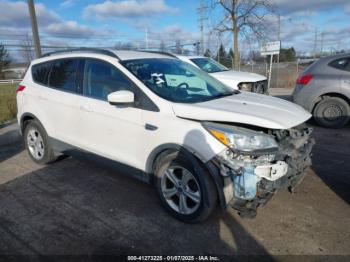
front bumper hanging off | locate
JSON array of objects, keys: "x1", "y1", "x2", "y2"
[{"x1": 214, "y1": 125, "x2": 314, "y2": 218}]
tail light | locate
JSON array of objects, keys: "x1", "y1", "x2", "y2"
[
  {"x1": 16, "y1": 85, "x2": 26, "y2": 93},
  {"x1": 296, "y1": 74, "x2": 313, "y2": 85}
]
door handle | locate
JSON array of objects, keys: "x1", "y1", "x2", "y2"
[
  {"x1": 80, "y1": 105, "x2": 93, "y2": 112},
  {"x1": 145, "y1": 123, "x2": 158, "y2": 131}
]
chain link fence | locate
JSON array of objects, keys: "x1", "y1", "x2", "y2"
[{"x1": 239, "y1": 61, "x2": 310, "y2": 89}]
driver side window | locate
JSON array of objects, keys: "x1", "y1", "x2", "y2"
[{"x1": 83, "y1": 59, "x2": 133, "y2": 100}]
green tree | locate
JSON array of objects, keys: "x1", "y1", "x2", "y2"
[
  {"x1": 279, "y1": 47, "x2": 296, "y2": 62},
  {"x1": 204, "y1": 48, "x2": 211, "y2": 58},
  {"x1": 216, "y1": 44, "x2": 233, "y2": 68},
  {"x1": 0, "y1": 43, "x2": 11, "y2": 79},
  {"x1": 216, "y1": 44, "x2": 232, "y2": 67},
  {"x1": 228, "y1": 48, "x2": 234, "y2": 68}
]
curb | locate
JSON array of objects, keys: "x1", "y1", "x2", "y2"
[{"x1": 0, "y1": 119, "x2": 17, "y2": 129}]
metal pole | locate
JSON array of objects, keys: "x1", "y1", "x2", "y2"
[
  {"x1": 296, "y1": 58, "x2": 299, "y2": 76},
  {"x1": 276, "y1": 53, "x2": 280, "y2": 88},
  {"x1": 27, "y1": 0, "x2": 41, "y2": 58},
  {"x1": 278, "y1": 15, "x2": 281, "y2": 41},
  {"x1": 267, "y1": 54, "x2": 273, "y2": 92},
  {"x1": 320, "y1": 32, "x2": 324, "y2": 56},
  {"x1": 277, "y1": 15, "x2": 281, "y2": 89},
  {"x1": 313, "y1": 27, "x2": 318, "y2": 58},
  {"x1": 145, "y1": 28, "x2": 149, "y2": 50}
]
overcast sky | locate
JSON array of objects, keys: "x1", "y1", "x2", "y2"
[{"x1": 0, "y1": 0, "x2": 349, "y2": 60}]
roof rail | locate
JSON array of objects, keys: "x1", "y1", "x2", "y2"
[
  {"x1": 139, "y1": 50, "x2": 178, "y2": 59},
  {"x1": 41, "y1": 48, "x2": 120, "y2": 60}
]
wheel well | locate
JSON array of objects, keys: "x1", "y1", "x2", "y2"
[
  {"x1": 149, "y1": 147, "x2": 187, "y2": 174},
  {"x1": 312, "y1": 93, "x2": 350, "y2": 113},
  {"x1": 148, "y1": 146, "x2": 226, "y2": 208},
  {"x1": 20, "y1": 115, "x2": 35, "y2": 133}
]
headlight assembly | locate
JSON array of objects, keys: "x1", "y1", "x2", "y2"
[
  {"x1": 203, "y1": 122, "x2": 278, "y2": 153},
  {"x1": 239, "y1": 83, "x2": 253, "y2": 92}
]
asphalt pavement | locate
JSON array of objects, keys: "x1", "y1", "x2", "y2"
[{"x1": 0, "y1": 99, "x2": 349, "y2": 258}]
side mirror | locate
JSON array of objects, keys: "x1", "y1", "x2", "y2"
[{"x1": 107, "y1": 90, "x2": 134, "y2": 105}]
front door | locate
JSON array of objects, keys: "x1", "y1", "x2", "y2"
[{"x1": 77, "y1": 58, "x2": 146, "y2": 169}]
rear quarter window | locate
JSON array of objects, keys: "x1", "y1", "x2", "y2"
[
  {"x1": 328, "y1": 57, "x2": 350, "y2": 71},
  {"x1": 32, "y1": 62, "x2": 51, "y2": 85}
]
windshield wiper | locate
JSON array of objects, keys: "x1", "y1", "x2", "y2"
[
  {"x1": 210, "y1": 69, "x2": 229, "y2": 73},
  {"x1": 212, "y1": 91, "x2": 236, "y2": 99}
]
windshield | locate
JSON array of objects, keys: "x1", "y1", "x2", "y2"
[
  {"x1": 121, "y1": 58, "x2": 236, "y2": 103},
  {"x1": 190, "y1": 57, "x2": 229, "y2": 73}
]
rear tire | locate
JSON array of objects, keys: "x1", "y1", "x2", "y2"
[
  {"x1": 313, "y1": 97, "x2": 350, "y2": 128},
  {"x1": 23, "y1": 120, "x2": 57, "y2": 164},
  {"x1": 154, "y1": 151, "x2": 217, "y2": 223}
]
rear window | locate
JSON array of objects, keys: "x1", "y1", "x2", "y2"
[
  {"x1": 48, "y1": 59, "x2": 79, "y2": 92},
  {"x1": 32, "y1": 62, "x2": 51, "y2": 85},
  {"x1": 328, "y1": 57, "x2": 350, "y2": 71}
]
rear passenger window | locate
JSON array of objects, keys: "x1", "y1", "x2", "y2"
[
  {"x1": 329, "y1": 58, "x2": 350, "y2": 71},
  {"x1": 32, "y1": 62, "x2": 51, "y2": 85},
  {"x1": 83, "y1": 59, "x2": 133, "y2": 100},
  {"x1": 49, "y1": 59, "x2": 78, "y2": 92}
]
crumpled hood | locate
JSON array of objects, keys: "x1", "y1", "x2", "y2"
[
  {"x1": 172, "y1": 92, "x2": 312, "y2": 129},
  {"x1": 211, "y1": 70, "x2": 266, "y2": 82}
]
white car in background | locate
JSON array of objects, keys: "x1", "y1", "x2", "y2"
[{"x1": 177, "y1": 55, "x2": 268, "y2": 94}]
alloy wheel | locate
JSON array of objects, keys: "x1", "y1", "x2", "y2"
[
  {"x1": 27, "y1": 128, "x2": 45, "y2": 160},
  {"x1": 161, "y1": 166, "x2": 201, "y2": 215}
]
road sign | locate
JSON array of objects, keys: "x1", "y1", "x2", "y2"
[{"x1": 261, "y1": 41, "x2": 281, "y2": 56}]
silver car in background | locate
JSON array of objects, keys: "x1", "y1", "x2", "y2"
[{"x1": 293, "y1": 53, "x2": 350, "y2": 128}]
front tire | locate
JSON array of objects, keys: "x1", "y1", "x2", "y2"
[
  {"x1": 313, "y1": 97, "x2": 350, "y2": 128},
  {"x1": 23, "y1": 120, "x2": 57, "y2": 164},
  {"x1": 154, "y1": 151, "x2": 217, "y2": 223}
]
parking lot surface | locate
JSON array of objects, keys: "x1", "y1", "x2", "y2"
[{"x1": 0, "y1": 120, "x2": 349, "y2": 257}]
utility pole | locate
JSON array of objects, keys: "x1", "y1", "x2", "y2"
[
  {"x1": 145, "y1": 28, "x2": 149, "y2": 50},
  {"x1": 27, "y1": 0, "x2": 41, "y2": 58},
  {"x1": 313, "y1": 27, "x2": 318, "y2": 58},
  {"x1": 197, "y1": 0, "x2": 206, "y2": 54},
  {"x1": 276, "y1": 14, "x2": 281, "y2": 89},
  {"x1": 320, "y1": 31, "x2": 324, "y2": 56},
  {"x1": 278, "y1": 14, "x2": 281, "y2": 41}
]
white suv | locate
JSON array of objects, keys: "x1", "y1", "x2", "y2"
[
  {"x1": 17, "y1": 49, "x2": 314, "y2": 223},
  {"x1": 176, "y1": 55, "x2": 268, "y2": 94}
]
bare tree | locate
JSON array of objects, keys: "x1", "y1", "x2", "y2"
[
  {"x1": 159, "y1": 40, "x2": 166, "y2": 52},
  {"x1": 175, "y1": 40, "x2": 182, "y2": 54},
  {"x1": 0, "y1": 43, "x2": 11, "y2": 79},
  {"x1": 211, "y1": 0, "x2": 274, "y2": 69},
  {"x1": 21, "y1": 34, "x2": 34, "y2": 63}
]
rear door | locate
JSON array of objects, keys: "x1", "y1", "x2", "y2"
[
  {"x1": 41, "y1": 58, "x2": 84, "y2": 145},
  {"x1": 339, "y1": 57, "x2": 350, "y2": 95}
]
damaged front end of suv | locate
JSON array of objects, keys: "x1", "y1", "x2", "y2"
[{"x1": 204, "y1": 122, "x2": 314, "y2": 218}]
